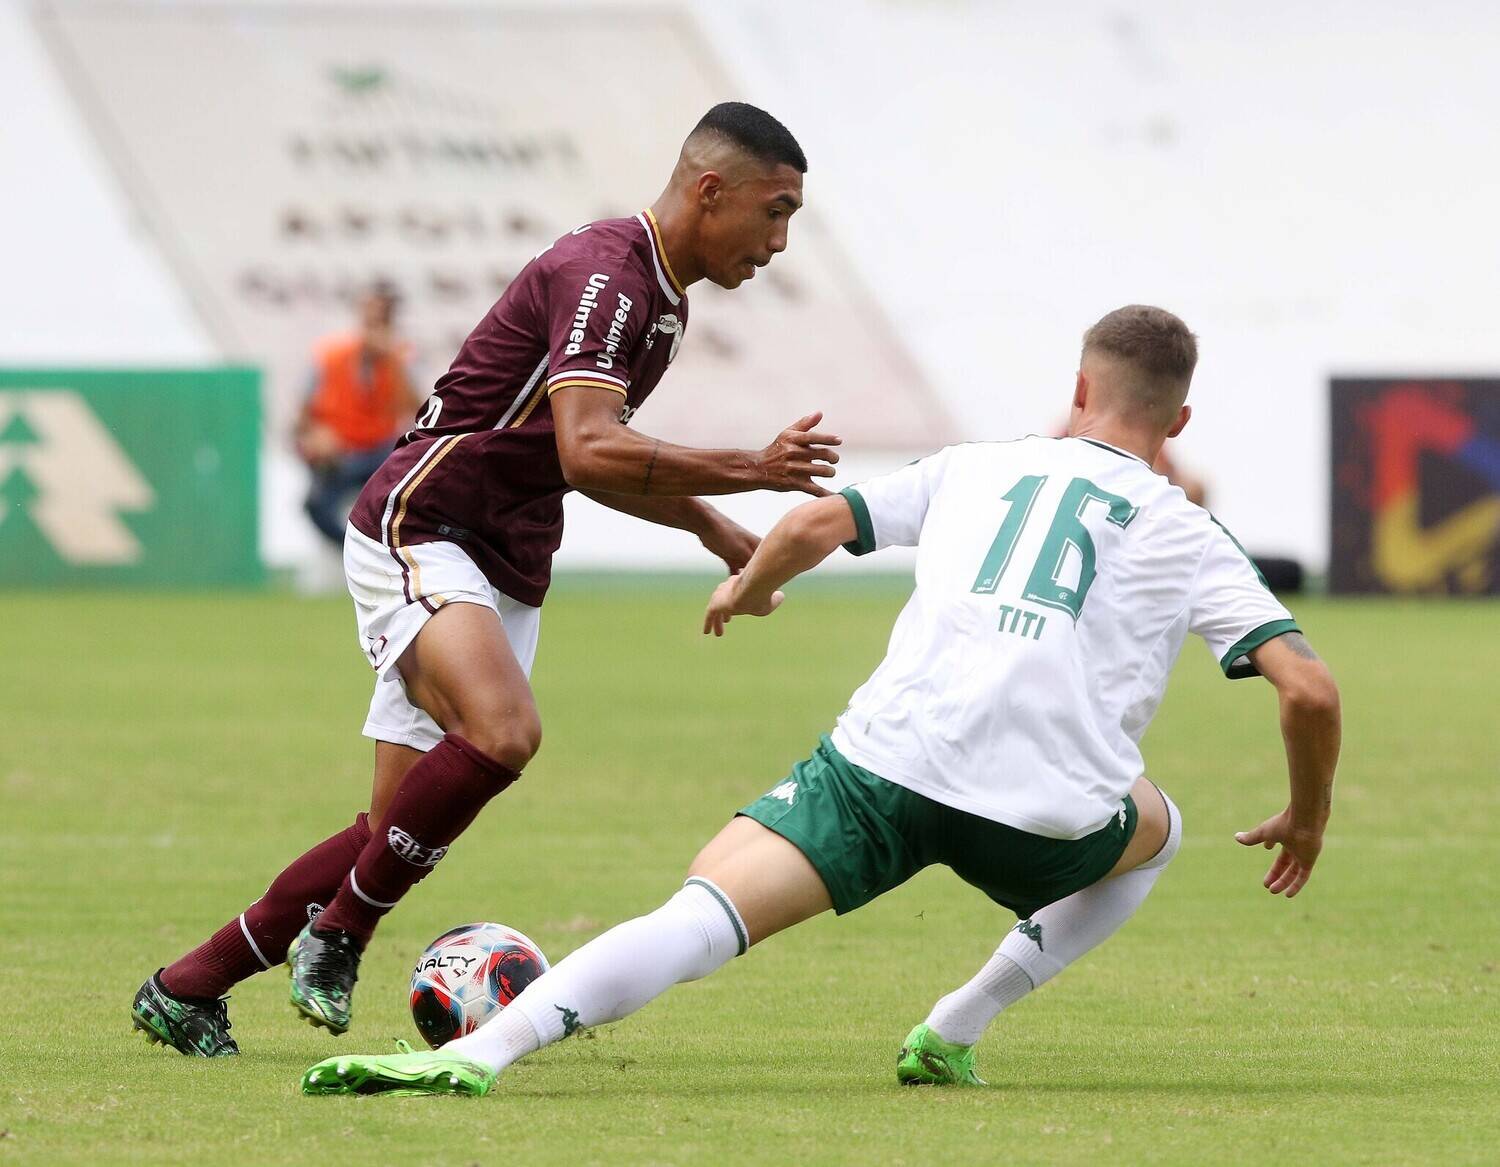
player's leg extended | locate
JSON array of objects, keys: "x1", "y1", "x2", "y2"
[
  {"x1": 471, "y1": 816, "x2": 832, "y2": 1053},
  {"x1": 301, "y1": 818, "x2": 833, "y2": 1095},
  {"x1": 135, "y1": 742, "x2": 420, "y2": 1055},
  {"x1": 902, "y1": 778, "x2": 1181, "y2": 1085},
  {"x1": 291, "y1": 602, "x2": 539, "y2": 1033}
]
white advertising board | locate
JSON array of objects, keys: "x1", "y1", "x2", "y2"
[{"x1": 37, "y1": 2, "x2": 952, "y2": 453}]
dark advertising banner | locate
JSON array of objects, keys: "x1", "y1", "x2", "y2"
[{"x1": 1330, "y1": 379, "x2": 1500, "y2": 594}]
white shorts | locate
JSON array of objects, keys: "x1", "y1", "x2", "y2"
[{"x1": 344, "y1": 523, "x2": 541, "y2": 752}]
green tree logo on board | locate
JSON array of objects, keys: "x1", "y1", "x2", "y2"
[{"x1": 0, "y1": 391, "x2": 154, "y2": 564}]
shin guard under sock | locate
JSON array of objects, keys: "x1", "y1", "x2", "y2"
[{"x1": 316, "y1": 735, "x2": 518, "y2": 944}]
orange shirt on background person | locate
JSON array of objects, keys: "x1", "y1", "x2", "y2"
[{"x1": 306, "y1": 332, "x2": 414, "y2": 453}]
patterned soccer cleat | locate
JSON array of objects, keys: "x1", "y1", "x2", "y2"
[
  {"x1": 896, "y1": 1023, "x2": 987, "y2": 1087},
  {"x1": 301, "y1": 1040, "x2": 496, "y2": 1097},
  {"x1": 131, "y1": 970, "x2": 239, "y2": 1057},
  {"x1": 288, "y1": 923, "x2": 363, "y2": 1035}
]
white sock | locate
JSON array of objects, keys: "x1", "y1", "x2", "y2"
[
  {"x1": 446, "y1": 877, "x2": 747, "y2": 1074},
  {"x1": 923, "y1": 953, "x2": 1034, "y2": 1046},
  {"x1": 925, "y1": 790, "x2": 1182, "y2": 1046}
]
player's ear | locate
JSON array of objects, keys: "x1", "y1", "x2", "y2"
[
  {"x1": 696, "y1": 170, "x2": 724, "y2": 209},
  {"x1": 1073, "y1": 370, "x2": 1088, "y2": 411},
  {"x1": 1168, "y1": 403, "x2": 1191, "y2": 438}
]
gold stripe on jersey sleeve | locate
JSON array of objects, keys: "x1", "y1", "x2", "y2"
[
  {"x1": 643, "y1": 208, "x2": 685, "y2": 297},
  {"x1": 392, "y1": 434, "x2": 465, "y2": 598},
  {"x1": 545, "y1": 377, "x2": 629, "y2": 398}
]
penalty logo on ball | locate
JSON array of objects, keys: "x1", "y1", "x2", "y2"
[{"x1": 408, "y1": 922, "x2": 549, "y2": 1049}]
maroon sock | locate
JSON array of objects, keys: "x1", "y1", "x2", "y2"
[
  {"x1": 161, "y1": 814, "x2": 372, "y2": 999},
  {"x1": 316, "y1": 735, "x2": 518, "y2": 944}
]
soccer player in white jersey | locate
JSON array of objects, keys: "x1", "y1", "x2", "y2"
[{"x1": 302, "y1": 305, "x2": 1342, "y2": 1096}]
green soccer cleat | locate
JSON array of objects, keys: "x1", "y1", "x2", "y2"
[
  {"x1": 131, "y1": 970, "x2": 239, "y2": 1057},
  {"x1": 896, "y1": 1023, "x2": 986, "y2": 1087},
  {"x1": 301, "y1": 1040, "x2": 496, "y2": 1097},
  {"x1": 288, "y1": 923, "x2": 362, "y2": 1035}
]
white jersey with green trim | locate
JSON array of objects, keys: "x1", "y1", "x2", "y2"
[{"x1": 830, "y1": 435, "x2": 1296, "y2": 840}]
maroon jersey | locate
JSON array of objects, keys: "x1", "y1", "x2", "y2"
[{"x1": 349, "y1": 211, "x2": 689, "y2": 607}]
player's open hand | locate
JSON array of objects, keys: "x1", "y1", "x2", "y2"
[
  {"x1": 703, "y1": 576, "x2": 784, "y2": 636},
  {"x1": 1235, "y1": 808, "x2": 1324, "y2": 897},
  {"x1": 759, "y1": 412, "x2": 841, "y2": 497},
  {"x1": 296, "y1": 422, "x2": 343, "y2": 467}
]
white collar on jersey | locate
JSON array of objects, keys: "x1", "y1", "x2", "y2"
[
  {"x1": 1077, "y1": 436, "x2": 1150, "y2": 466},
  {"x1": 636, "y1": 209, "x2": 684, "y2": 307}
]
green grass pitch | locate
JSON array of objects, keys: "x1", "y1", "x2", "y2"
[{"x1": 2, "y1": 581, "x2": 1497, "y2": 1164}]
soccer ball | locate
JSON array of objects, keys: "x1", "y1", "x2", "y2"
[{"x1": 409, "y1": 922, "x2": 549, "y2": 1048}]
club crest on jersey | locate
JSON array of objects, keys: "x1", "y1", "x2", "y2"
[
  {"x1": 388, "y1": 826, "x2": 448, "y2": 868},
  {"x1": 655, "y1": 313, "x2": 683, "y2": 362}
]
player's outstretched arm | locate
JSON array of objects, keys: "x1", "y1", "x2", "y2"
[
  {"x1": 581, "y1": 490, "x2": 761, "y2": 574},
  {"x1": 553, "y1": 386, "x2": 840, "y2": 498},
  {"x1": 1235, "y1": 632, "x2": 1341, "y2": 897},
  {"x1": 703, "y1": 495, "x2": 856, "y2": 635}
]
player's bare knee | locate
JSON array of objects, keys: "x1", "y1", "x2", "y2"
[
  {"x1": 1108, "y1": 778, "x2": 1179, "y2": 876},
  {"x1": 462, "y1": 707, "x2": 543, "y2": 773}
]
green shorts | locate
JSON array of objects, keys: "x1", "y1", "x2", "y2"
[{"x1": 739, "y1": 735, "x2": 1137, "y2": 920}]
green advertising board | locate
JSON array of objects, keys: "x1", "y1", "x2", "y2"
[{"x1": 0, "y1": 368, "x2": 262, "y2": 586}]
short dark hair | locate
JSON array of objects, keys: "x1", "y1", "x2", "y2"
[
  {"x1": 363, "y1": 279, "x2": 401, "y2": 324},
  {"x1": 1082, "y1": 305, "x2": 1197, "y2": 385},
  {"x1": 691, "y1": 102, "x2": 807, "y2": 172}
]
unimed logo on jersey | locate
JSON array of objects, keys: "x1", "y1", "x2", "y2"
[
  {"x1": 563, "y1": 273, "x2": 610, "y2": 357},
  {"x1": 0, "y1": 390, "x2": 154, "y2": 565},
  {"x1": 597, "y1": 293, "x2": 634, "y2": 370}
]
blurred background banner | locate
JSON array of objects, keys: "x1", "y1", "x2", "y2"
[
  {"x1": 1330, "y1": 379, "x2": 1500, "y2": 595},
  {"x1": 0, "y1": 368, "x2": 261, "y2": 586},
  {"x1": 33, "y1": 1, "x2": 947, "y2": 452}
]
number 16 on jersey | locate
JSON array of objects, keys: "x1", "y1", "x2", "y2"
[{"x1": 971, "y1": 476, "x2": 1137, "y2": 634}]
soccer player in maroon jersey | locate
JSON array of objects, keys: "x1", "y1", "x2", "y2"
[{"x1": 132, "y1": 102, "x2": 837, "y2": 1055}]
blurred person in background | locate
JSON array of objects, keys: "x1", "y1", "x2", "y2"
[
  {"x1": 295, "y1": 281, "x2": 423, "y2": 545},
  {"x1": 1152, "y1": 443, "x2": 1207, "y2": 508}
]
